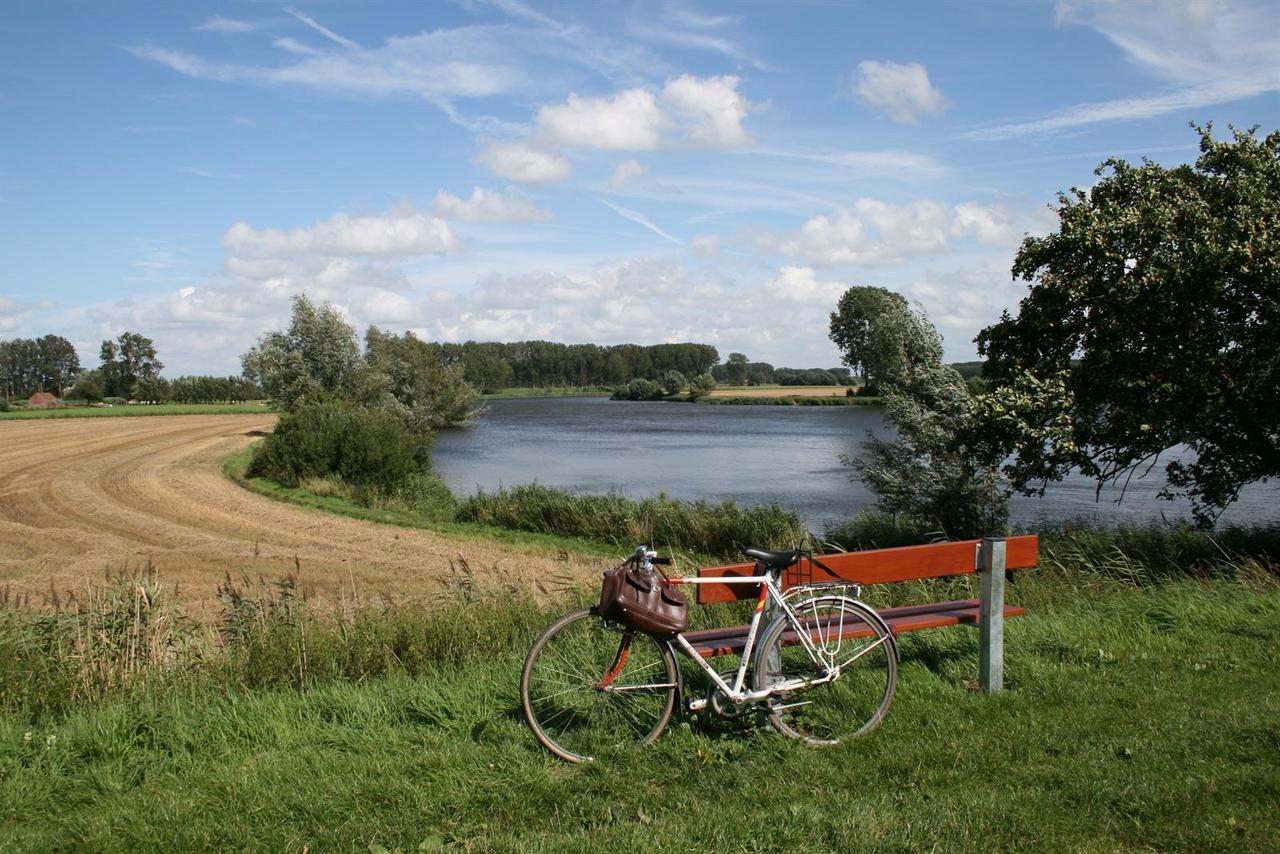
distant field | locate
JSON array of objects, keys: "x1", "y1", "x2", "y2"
[
  {"x1": 707, "y1": 385, "x2": 854, "y2": 398},
  {"x1": 0, "y1": 402, "x2": 269, "y2": 419}
]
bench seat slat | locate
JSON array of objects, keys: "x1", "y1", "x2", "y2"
[{"x1": 683, "y1": 598, "x2": 1026, "y2": 659}]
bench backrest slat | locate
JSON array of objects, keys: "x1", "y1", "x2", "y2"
[{"x1": 695, "y1": 535, "x2": 1039, "y2": 605}]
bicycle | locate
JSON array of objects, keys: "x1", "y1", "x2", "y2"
[{"x1": 520, "y1": 545, "x2": 898, "y2": 762}]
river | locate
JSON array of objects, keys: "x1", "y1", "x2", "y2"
[{"x1": 432, "y1": 396, "x2": 1274, "y2": 532}]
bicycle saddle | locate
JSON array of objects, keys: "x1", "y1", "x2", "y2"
[{"x1": 743, "y1": 548, "x2": 802, "y2": 570}]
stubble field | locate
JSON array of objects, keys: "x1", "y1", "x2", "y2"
[{"x1": 0, "y1": 415, "x2": 600, "y2": 613}]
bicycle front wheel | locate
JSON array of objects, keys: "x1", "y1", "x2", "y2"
[
  {"x1": 753, "y1": 596, "x2": 897, "y2": 745},
  {"x1": 520, "y1": 609, "x2": 679, "y2": 762}
]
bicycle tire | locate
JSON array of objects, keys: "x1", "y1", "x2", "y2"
[
  {"x1": 752, "y1": 595, "x2": 897, "y2": 745},
  {"x1": 520, "y1": 608, "x2": 679, "y2": 762}
]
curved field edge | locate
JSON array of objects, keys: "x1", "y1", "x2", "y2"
[{"x1": 221, "y1": 444, "x2": 622, "y2": 562}]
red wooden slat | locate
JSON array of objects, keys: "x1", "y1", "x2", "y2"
[
  {"x1": 695, "y1": 535, "x2": 1039, "y2": 604},
  {"x1": 685, "y1": 599, "x2": 1026, "y2": 658}
]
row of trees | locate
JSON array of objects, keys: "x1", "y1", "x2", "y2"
[
  {"x1": 0, "y1": 335, "x2": 81, "y2": 398},
  {"x1": 709, "y1": 354, "x2": 853, "y2": 387},
  {"x1": 835, "y1": 124, "x2": 1278, "y2": 533},
  {"x1": 67, "y1": 374, "x2": 261, "y2": 404},
  {"x1": 417, "y1": 340, "x2": 720, "y2": 393}
]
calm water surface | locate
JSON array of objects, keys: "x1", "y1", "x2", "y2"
[{"x1": 432, "y1": 397, "x2": 1274, "y2": 532}]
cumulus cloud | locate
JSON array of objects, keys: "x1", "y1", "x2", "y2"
[
  {"x1": 222, "y1": 206, "x2": 460, "y2": 260},
  {"x1": 690, "y1": 234, "x2": 720, "y2": 256},
  {"x1": 950, "y1": 202, "x2": 1021, "y2": 247},
  {"x1": 660, "y1": 74, "x2": 753, "y2": 146},
  {"x1": 475, "y1": 139, "x2": 572, "y2": 183},
  {"x1": 536, "y1": 88, "x2": 665, "y2": 150},
  {"x1": 756, "y1": 198, "x2": 952, "y2": 267},
  {"x1": 766, "y1": 266, "x2": 846, "y2": 305},
  {"x1": 432, "y1": 186, "x2": 553, "y2": 222},
  {"x1": 854, "y1": 60, "x2": 949, "y2": 124},
  {"x1": 609, "y1": 158, "x2": 647, "y2": 189}
]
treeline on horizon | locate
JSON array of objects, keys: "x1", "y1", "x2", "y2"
[{"x1": 1, "y1": 333, "x2": 260, "y2": 405}]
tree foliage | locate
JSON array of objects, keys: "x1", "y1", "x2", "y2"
[
  {"x1": 98, "y1": 332, "x2": 162, "y2": 399},
  {"x1": 0, "y1": 335, "x2": 81, "y2": 398},
  {"x1": 831, "y1": 287, "x2": 1006, "y2": 537},
  {"x1": 975, "y1": 125, "x2": 1280, "y2": 525},
  {"x1": 724, "y1": 352, "x2": 749, "y2": 386},
  {"x1": 242, "y1": 296, "x2": 361, "y2": 412}
]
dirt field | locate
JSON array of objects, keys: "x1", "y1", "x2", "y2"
[
  {"x1": 706, "y1": 385, "x2": 853, "y2": 397},
  {"x1": 0, "y1": 415, "x2": 602, "y2": 614}
]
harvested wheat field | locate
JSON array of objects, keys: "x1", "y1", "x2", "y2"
[{"x1": 0, "y1": 415, "x2": 599, "y2": 615}]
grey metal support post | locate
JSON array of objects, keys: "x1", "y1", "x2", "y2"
[{"x1": 978, "y1": 537, "x2": 1007, "y2": 693}]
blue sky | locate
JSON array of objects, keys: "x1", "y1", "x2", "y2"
[{"x1": 2, "y1": 0, "x2": 1277, "y2": 375}]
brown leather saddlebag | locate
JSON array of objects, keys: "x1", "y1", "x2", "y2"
[{"x1": 595, "y1": 566, "x2": 688, "y2": 635}]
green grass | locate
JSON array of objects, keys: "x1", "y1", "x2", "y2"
[
  {"x1": 1, "y1": 570, "x2": 1276, "y2": 850},
  {"x1": 222, "y1": 445, "x2": 621, "y2": 561},
  {"x1": 481, "y1": 386, "x2": 613, "y2": 399},
  {"x1": 0, "y1": 402, "x2": 270, "y2": 420}
]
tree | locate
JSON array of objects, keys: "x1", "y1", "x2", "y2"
[
  {"x1": 975, "y1": 125, "x2": 1280, "y2": 525},
  {"x1": 98, "y1": 332, "x2": 162, "y2": 399},
  {"x1": 242, "y1": 295, "x2": 361, "y2": 412},
  {"x1": 687, "y1": 373, "x2": 717, "y2": 401},
  {"x1": 363, "y1": 327, "x2": 480, "y2": 431},
  {"x1": 829, "y1": 286, "x2": 941, "y2": 394},
  {"x1": 831, "y1": 292, "x2": 1006, "y2": 537},
  {"x1": 660, "y1": 370, "x2": 687, "y2": 396},
  {"x1": 725, "y1": 352, "x2": 749, "y2": 386}
]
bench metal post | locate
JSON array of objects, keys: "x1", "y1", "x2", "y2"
[{"x1": 978, "y1": 537, "x2": 1007, "y2": 693}]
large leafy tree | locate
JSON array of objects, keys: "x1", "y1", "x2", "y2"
[
  {"x1": 828, "y1": 286, "x2": 914, "y2": 391},
  {"x1": 99, "y1": 332, "x2": 162, "y2": 398},
  {"x1": 975, "y1": 125, "x2": 1280, "y2": 525},
  {"x1": 242, "y1": 295, "x2": 362, "y2": 412},
  {"x1": 1, "y1": 335, "x2": 80, "y2": 397}
]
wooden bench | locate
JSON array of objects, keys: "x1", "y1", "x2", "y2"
[{"x1": 685, "y1": 536, "x2": 1039, "y2": 692}]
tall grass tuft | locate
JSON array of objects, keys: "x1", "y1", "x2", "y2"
[{"x1": 456, "y1": 484, "x2": 810, "y2": 559}]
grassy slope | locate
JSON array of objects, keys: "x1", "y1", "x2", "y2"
[
  {"x1": 0, "y1": 403, "x2": 269, "y2": 420},
  {"x1": 1, "y1": 577, "x2": 1276, "y2": 850},
  {"x1": 221, "y1": 445, "x2": 621, "y2": 561}
]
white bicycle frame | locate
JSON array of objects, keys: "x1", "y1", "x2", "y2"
[{"x1": 604, "y1": 568, "x2": 892, "y2": 712}]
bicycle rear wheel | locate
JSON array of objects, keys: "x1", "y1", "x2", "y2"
[
  {"x1": 752, "y1": 596, "x2": 896, "y2": 745},
  {"x1": 520, "y1": 609, "x2": 679, "y2": 762}
]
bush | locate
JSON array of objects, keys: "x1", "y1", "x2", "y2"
[
  {"x1": 248, "y1": 402, "x2": 422, "y2": 494},
  {"x1": 0, "y1": 398, "x2": 9, "y2": 412},
  {"x1": 456, "y1": 484, "x2": 809, "y2": 559},
  {"x1": 611, "y1": 378, "x2": 667, "y2": 401}
]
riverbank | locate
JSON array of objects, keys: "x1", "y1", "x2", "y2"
[{"x1": 481, "y1": 386, "x2": 612, "y2": 399}]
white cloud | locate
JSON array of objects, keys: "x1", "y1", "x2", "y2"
[
  {"x1": 609, "y1": 158, "x2": 647, "y2": 189},
  {"x1": 766, "y1": 266, "x2": 846, "y2": 306},
  {"x1": 660, "y1": 74, "x2": 753, "y2": 147},
  {"x1": 432, "y1": 186, "x2": 554, "y2": 223},
  {"x1": 690, "y1": 234, "x2": 719, "y2": 256},
  {"x1": 950, "y1": 202, "x2": 1021, "y2": 247},
  {"x1": 600, "y1": 200, "x2": 683, "y2": 245},
  {"x1": 195, "y1": 16, "x2": 254, "y2": 33},
  {"x1": 222, "y1": 206, "x2": 459, "y2": 260},
  {"x1": 285, "y1": 8, "x2": 361, "y2": 50},
  {"x1": 854, "y1": 60, "x2": 948, "y2": 124},
  {"x1": 962, "y1": 0, "x2": 1280, "y2": 139},
  {"x1": 128, "y1": 28, "x2": 522, "y2": 103},
  {"x1": 757, "y1": 198, "x2": 952, "y2": 267},
  {"x1": 360, "y1": 289, "x2": 419, "y2": 324},
  {"x1": 475, "y1": 139, "x2": 572, "y2": 183},
  {"x1": 753, "y1": 146, "x2": 944, "y2": 177},
  {"x1": 536, "y1": 88, "x2": 665, "y2": 150},
  {"x1": 273, "y1": 37, "x2": 323, "y2": 56}
]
